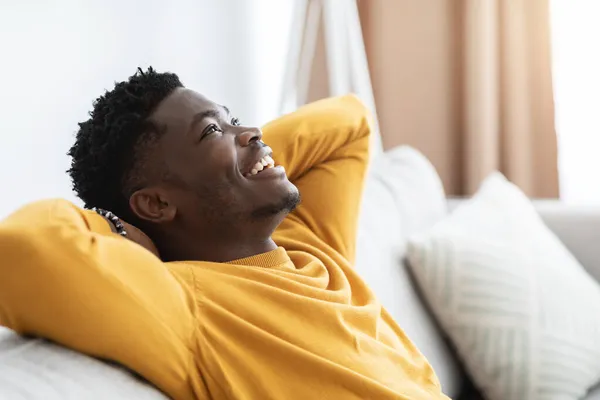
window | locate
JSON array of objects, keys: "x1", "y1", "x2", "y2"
[{"x1": 551, "y1": 0, "x2": 600, "y2": 205}]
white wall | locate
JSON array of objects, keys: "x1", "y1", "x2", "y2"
[{"x1": 0, "y1": 0, "x2": 294, "y2": 217}]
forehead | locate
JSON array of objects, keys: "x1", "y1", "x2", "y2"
[{"x1": 151, "y1": 87, "x2": 219, "y2": 129}]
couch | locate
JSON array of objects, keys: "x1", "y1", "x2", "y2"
[{"x1": 1, "y1": 146, "x2": 600, "y2": 399}]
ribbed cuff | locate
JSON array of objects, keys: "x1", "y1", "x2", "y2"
[{"x1": 226, "y1": 247, "x2": 290, "y2": 268}]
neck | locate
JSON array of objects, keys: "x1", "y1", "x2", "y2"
[
  {"x1": 150, "y1": 208, "x2": 289, "y2": 263},
  {"x1": 162, "y1": 235, "x2": 278, "y2": 263},
  {"x1": 154, "y1": 221, "x2": 281, "y2": 263}
]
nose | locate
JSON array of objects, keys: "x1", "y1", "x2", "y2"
[{"x1": 237, "y1": 127, "x2": 263, "y2": 147}]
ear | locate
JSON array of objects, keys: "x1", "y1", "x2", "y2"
[{"x1": 129, "y1": 187, "x2": 176, "y2": 224}]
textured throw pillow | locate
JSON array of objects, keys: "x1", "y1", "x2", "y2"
[{"x1": 406, "y1": 173, "x2": 600, "y2": 400}]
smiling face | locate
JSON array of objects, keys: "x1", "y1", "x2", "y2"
[{"x1": 129, "y1": 87, "x2": 299, "y2": 242}]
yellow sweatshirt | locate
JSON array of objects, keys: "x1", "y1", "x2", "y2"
[{"x1": 0, "y1": 95, "x2": 449, "y2": 400}]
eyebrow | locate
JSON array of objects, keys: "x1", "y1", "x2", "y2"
[{"x1": 188, "y1": 105, "x2": 231, "y2": 133}]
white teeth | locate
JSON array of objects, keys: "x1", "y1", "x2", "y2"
[{"x1": 248, "y1": 155, "x2": 276, "y2": 176}]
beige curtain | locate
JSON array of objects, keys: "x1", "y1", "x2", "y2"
[{"x1": 357, "y1": 0, "x2": 559, "y2": 197}]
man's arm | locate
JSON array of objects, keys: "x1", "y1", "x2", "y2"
[
  {"x1": 263, "y1": 95, "x2": 372, "y2": 263},
  {"x1": 0, "y1": 199, "x2": 199, "y2": 399}
]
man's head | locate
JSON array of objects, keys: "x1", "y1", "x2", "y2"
[{"x1": 68, "y1": 67, "x2": 299, "y2": 260}]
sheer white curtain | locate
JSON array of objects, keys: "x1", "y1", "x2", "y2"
[{"x1": 551, "y1": 0, "x2": 600, "y2": 205}]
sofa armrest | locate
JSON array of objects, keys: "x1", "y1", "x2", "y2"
[
  {"x1": 534, "y1": 201, "x2": 600, "y2": 283},
  {"x1": 447, "y1": 199, "x2": 600, "y2": 283}
]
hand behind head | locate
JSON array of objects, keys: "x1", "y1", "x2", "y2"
[
  {"x1": 121, "y1": 220, "x2": 160, "y2": 258},
  {"x1": 102, "y1": 215, "x2": 160, "y2": 258}
]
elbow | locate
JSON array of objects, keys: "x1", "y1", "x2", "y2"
[
  {"x1": 341, "y1": 94, "x2": 374, "y2": 141},
  {"x1": 0, "y1": 207, "x2": 90, "y2": 284},
  {"x1": 0, "y1": 219, "x2": 92, "y2": 333},
  {"x1": 0, "y1": 223, "x2": 65, "y2": 278},
  {"x1": 340, "y1": 94, "x2": 373, "y2": 161},
  {"x1": 0, "y1": 226, "x2": 46, "y2": 332},
  {"x1": 0, "y1": 225, "x2": 43, "y2": 268}
]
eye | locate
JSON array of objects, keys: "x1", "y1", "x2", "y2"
[
  {"x1": 201, "y1": 124, "x2": 221, "y2": 140},
  {"x1": 231, "y1": 117, "x2": 240, "y2": 126}
]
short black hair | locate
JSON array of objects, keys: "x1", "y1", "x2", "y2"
[{"x1": 67, "y1": 67, "x2": 183, "y2": 218}]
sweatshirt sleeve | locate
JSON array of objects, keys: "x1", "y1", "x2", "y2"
[
  {"x1": 262, "y1": 95, "x2": 372, "y2": 264},
  {"x1": 0, "y1": 199, "x2": 198, "y2": 400}
]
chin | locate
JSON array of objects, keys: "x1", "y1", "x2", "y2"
[{"x1": 251, "y1": 185, "x2": 300, "y2": 219}]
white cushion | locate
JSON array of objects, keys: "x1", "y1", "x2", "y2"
[
  {"x1": 0, "y1": 327, "x2": 167, "y2": 399},
  {"x1": 406, "y1": 173, "x2": 600, "y2": 400},
  {"x1": 355, "y1": 146, "x2": 463, "y2": 397},
  {"x1": 588, "y1": 386, "x2": 600, "y2": 400}
]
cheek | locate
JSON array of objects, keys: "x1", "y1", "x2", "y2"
[
  {"x1": 169, "y1": 143, "x2": 235, "y2": 183},
  {"x1": 194, "y1": 152, "x2": 240, "y2": 210},
  {"x1": 206, "y1": 144, "x2": 239, "y2": 181}
]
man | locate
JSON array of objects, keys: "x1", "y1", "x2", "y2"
[{"x1": 0, "y1": 68, "x2": 449, "y2": 399}]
